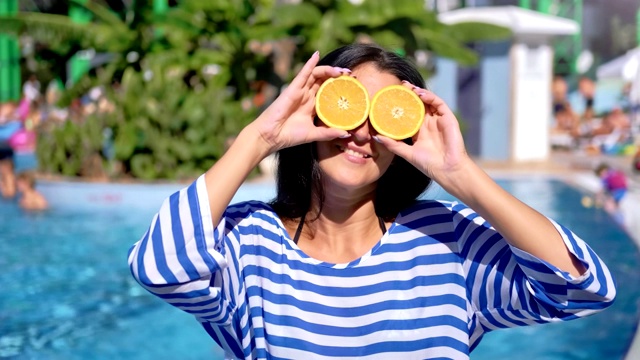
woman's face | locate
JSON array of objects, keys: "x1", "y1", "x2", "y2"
[{"x1": 316, "y1": 62, "x2": 399, "y2": 195}]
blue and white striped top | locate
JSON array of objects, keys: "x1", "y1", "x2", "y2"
[{"x1": 128, "y1": 176, "x2": 616, "y2": 359}]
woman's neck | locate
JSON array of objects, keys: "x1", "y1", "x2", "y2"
[{"x1": 295, "y1": 196, "x2": 386, "y2": 263}]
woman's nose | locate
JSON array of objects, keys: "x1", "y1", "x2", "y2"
[{"x1": 349, "y1": 120, "x2": 376, "y2": 143}]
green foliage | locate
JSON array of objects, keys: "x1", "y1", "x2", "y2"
[
  {"x1": 37, "y1": 65, "x2": 253, "y2": 180},
  {"x1": 3, "y1": 0, "x2": 511, "y2": 180},
  {"x1": 106, "y1": 65, "x2": 252, "y2": 180},
  {"x1": 36, "y1": 115, "x2": 105, "y2": 178},
  {"x1": 257, "y1": 0, "x2": 512, "y2": 70},
  {"x1": 18, "y1": 0, "x2": 262, "y2": 180}
]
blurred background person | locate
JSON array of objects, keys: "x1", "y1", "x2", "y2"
[
  {"x1": 552, "y1": 75, "x2": 568, "y2": 116},
  {"x1": 584, "y1": 107, "x2": 632, "y2": 154},
  {"x1": 22, "y1": 74, "x2": 41, "y2": 105},
  {"x1": 0, "y1": 141, "x2": 16, "y2": 199},
  {"x1": 578, "y1": 76, "x2": 596, "y2": 114},
  {"x1": 594, "y1": 162, "x2": 628, "y2": 221},
  {"x1": 550, "y1": 101, "x2": 580, "y2": 149},
  {"x1": 15, "y1": 171, "x2": 47, "y2": 211}
]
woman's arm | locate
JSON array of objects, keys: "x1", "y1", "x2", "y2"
[
  {"x1": 203, "y1": 125, "x2": 271, "y2": 226},
  {"x1": 129, "y1": 51, "x2": 349, "y2": 293},
  {"x1": 204, "y1": 52, "x2": 349, "y2": 226},
  {"x1": 377, "y1": 85, "x2": 594, "y2": 277},
  {"x1": 127, "y1": 178, "x2": 248, "y2": 357},
  {"x1": 449, "y1": 200, "x2": 615, "y2": 349},
  {"x1": 444, "y1": 161, "x2": 586, "y2": 276},
  {"x1": 128, "y1": 52, "x2": 350, "y2": 356}
]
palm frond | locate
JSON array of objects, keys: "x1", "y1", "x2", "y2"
[
  {"x1": 415, "y1": 27, "x2": 479, "y2": 66},
  {"x1": 73, "y1": 0, "x2": 128, "y2": 31},
  {"x1": 58, "y1": 55, "x2": 123, "y2": 107},
  {"x1": 444, "y1": 22, "x2": 512, "y2": 43},
  {"x1": 0, "y1": 12, "x2": 134, "y2": 53}
]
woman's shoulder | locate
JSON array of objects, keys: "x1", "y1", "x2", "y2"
[
  {"x1": 224, "y1": 200, "x2": 284, "y2": 226},
  {"x1": 223, "y1": 201, "x2": 286, "y2": 241},
  {"x1": 397, "y1": 199, "x2": 471, "y2": 220},
  {"x1": 226, "y1": 200, "x2": 276, "y2": 217},
  {"x1": 402, "y1": 199, "x2": 457, "y2": 212}
]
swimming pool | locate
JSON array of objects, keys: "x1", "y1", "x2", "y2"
[{"x1": 0, "y1": 177, "x2": 638, "y2": 359}]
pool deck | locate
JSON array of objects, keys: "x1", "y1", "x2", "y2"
[{"x1": 478, "y1": 150, "x2": 640, "y2": 360}]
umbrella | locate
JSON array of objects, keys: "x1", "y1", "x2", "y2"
[{"x1": 596, "y1": 47, "x2": 640, "y2": 81}]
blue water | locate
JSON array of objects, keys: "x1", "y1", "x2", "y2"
[{"x1": 0, "y1": 178, "x2": 638, "y2": 359}]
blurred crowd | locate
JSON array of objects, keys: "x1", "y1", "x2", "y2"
[
  {"x1": 0, "y1": 75, "x2": 115, "y2": 145},
  {"x1": 550, "y1": 75, "x2": 640, "y2": 176},
  {"x1": 0, "y1": 74, "x2": 115, "y2": 211},
  {"x1": 551, "y1": 76, "x2": 634, "y2": 154}
]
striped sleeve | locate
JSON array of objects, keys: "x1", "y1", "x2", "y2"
[
  {"x1": 127, "y1": 175, "x2": 246, "y2": 358},
  {"x1": 449, "y1": 202, "x2": 616, "y2": 344}
]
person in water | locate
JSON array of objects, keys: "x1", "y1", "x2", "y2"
[
  {"x1": 128, "y1": 44, "x2": 616, "y2": 359},
  {"x1": 0, "y1": 142, "x2": 16, "y2": 199},
  {"x1": 16, "y1": 171, "x2": 48, "y2": 211}
]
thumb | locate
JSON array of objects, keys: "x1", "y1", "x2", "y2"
[{"x1": 374, "y1": 135, "x2": 413, "y2": 160}]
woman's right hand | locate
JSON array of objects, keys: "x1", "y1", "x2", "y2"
[{"x1": 249, "y1": 51, "x2": 350, "y2": 154}]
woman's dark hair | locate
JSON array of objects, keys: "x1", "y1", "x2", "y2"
[{"x1": 269, "y1": 43, "x2": 432, "y2": 222}]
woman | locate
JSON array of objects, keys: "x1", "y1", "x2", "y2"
[{"x1": 128, "y1": 44, "x2": 616, "y2": 359}]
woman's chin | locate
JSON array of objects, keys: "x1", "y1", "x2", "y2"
[{"x1": 323, "y1": 171, "x2": 379, "y2": 193}]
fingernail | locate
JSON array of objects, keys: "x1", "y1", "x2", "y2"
[
  {"x1": 313, "y1": 51, "x2": 319, "y2": 57},
  {"x1": 373, "y1": 135, "x2": 382, "y2": 143},
  {"x1": 340, "y1": 133, "x2": 351, "y2": 138},
  {"x1": 341, "y1": 68, "x2": 352, "y2": 73},
  {"x1": 402, "y1": 80, "x2": 410, "y2": 84}
]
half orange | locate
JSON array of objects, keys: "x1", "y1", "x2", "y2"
[
  {"x1": 315, "y1": 76, "x2": 370, "y2": 130},
  {"x1": 369, "y1": 85, "x2": 425, "y2": 140}
]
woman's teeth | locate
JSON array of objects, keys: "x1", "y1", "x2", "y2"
[{"x1": 343, "y1": 148, "x2": 370, "y2": 158}]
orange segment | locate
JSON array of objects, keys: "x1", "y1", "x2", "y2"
[
  {"x1": 315, "y1": 76, "x2": 370, "y2": 130},
  {"x1": 369, "y1": 85, "x2": 425, "y2": 140}
]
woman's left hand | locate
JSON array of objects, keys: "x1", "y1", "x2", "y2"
[{"x1": 375, "y1": 83, "x2": 473, "y2": 185}]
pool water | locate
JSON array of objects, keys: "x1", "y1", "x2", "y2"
[{"x1": 0, "y1": 178, "x2": 638, "y2": 359}]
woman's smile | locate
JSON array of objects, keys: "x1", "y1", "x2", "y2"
[
  {"x1": 337, "y1": 143, "x2": 373, "y2": 165},
  {"x1": 339, "y1": 145, "x2": 371, "y2": 159}
]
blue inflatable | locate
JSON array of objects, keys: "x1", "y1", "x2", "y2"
[{"x1": 0, "y1": 121, "x2": 21, "y2": 141}]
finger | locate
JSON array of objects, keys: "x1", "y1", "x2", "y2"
[
  {"x1": 400, "y1": 81, "x2": 435, "y2": 116},
  {"x1": 412, "y1": 113, "x2": 435, "y2": 140},
  {"x1": 313, "y1": 65, "x2": 351, "y2": 79},
  {"x1": 307, "y1": 127, "x2": 350, "y2": 143},
  {"x1": 373, "y1": 135, "x2": 414, "y2": 160},
  {"x1": 290, "y1": 51, "x2": 320, "y2": 89},
  {"x1": 402, "y1": 80, "x2": 451, "y2": 112},
  {"x1": 300, "y1": 94, "x2": 317, "y2": 114},
  {"x1": 416, "y1": 91, "x2": 453, "y2": 117},
  {"x1": 426, "y1": 114, "x2": 440, "y2": 133},
  {"x1": 401, "y1": 80, "x2": 429, "y2": 92},
  {"x1": 305, "y1": 66, "x2": 351, "y2": 89},
  {"x1": 401, "y1": 80, "x2": 417, "y2": 90}
]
